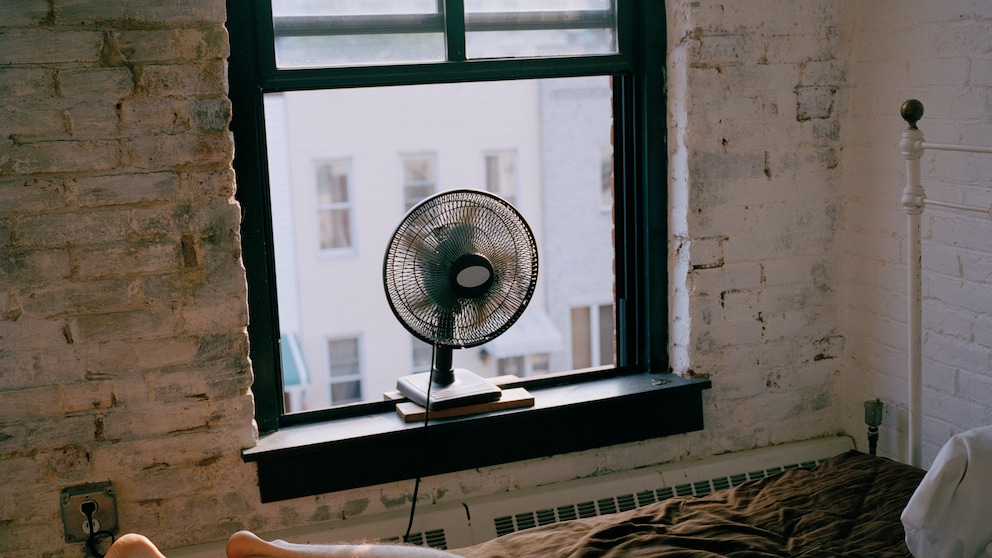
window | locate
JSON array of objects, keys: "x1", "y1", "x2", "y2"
[
  {"x1": 402, "y1": 154, "x2": 437, "y2": 211},
  {"x1": 327, "y1": 337, "x2": 362, "y2": 405},
  {"x1": 230, "y1": 1, "x2": 708, "y2": 501},
  {"x1": 315, "y1": 160, "x2": 353, "y2": 251}
]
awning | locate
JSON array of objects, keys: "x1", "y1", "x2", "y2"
[
  {"x1": 280, "y1": 331, "x2": 309, "y2": 387},
  {"x1": 483, "y1": 307, "x2": 564, "y2": 359}
]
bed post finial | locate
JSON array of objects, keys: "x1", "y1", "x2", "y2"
[{"x1": 901, "y1": 99, "x2": 924, "y2": 130}]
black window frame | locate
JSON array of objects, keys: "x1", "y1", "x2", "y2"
[{"x1": 228, "y1": 0, "x2": 711, "y2": 502}]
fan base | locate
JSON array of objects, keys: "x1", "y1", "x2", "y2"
[{"x1": 396, "y1": 369, "x2": 502, "y2": 411}]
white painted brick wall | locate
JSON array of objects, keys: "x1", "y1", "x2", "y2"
[
  {"x1": 1, "y1": 0, "x2": 989, "y2": 555},
  {"x1": 840, "y1": 0, "x2": 992, "y2": 466},
  {"x1": 670, "y1": 0, "x2": 848, "y2": 453}
]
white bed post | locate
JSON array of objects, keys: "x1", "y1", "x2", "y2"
[{"x1": 899, "y1": 99, "x2": 925, "y2": 468}]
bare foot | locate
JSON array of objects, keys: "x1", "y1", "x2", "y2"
[
  {"x1": 105, "y1": 533, "x2": 168, "y2": 558},
  {"x1": 227, "y1": 531, "x2": 296, "y2": 558}
]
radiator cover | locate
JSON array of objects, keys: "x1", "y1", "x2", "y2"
[{"x1": 170, "y1": 436, "x2": 855, "y2": 556}]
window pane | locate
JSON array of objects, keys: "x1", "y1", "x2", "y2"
[
  {"x1": 464, "y1": 0, "x2": 617, "y2": 59},
  {"x1": 271, "y1": 0, "x2": 444, "y2": 68},
  {"x1": 264, "y1": 77, "x2": 614, "y2": 411}
]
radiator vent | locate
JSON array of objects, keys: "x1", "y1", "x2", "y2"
[
  {"x1": 490, "y1": 457, "x2": 830, "y2": 536},
  {"x1": 382, "y1": 529, "x2": 449, "y2": 549}
]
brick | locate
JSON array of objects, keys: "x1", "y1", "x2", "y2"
[
  {"x1": 0, "y1": 29, "x2": 103, "y2": 65},
  {"x1": 122, "y1": 132, "x2": 233, "y2": 169},
  {"x1": 0, "y1": 0, "x2": 49, "y2": 27},
  {"x1": 0, "y1": 178, "x2": 68, "y2": 213},
  {"x1": 0, "y1": 381, "x2": 113, "y2": 422},
  {"x1": 75, "y1": 239, "x2": 181, "y2": 279},
  {"x1": 0, "y1": 100, "x2": 68, "y2": 138},
  {"x1": 183, "y1": 169, "x2": 236, "y2": 200},
  {"x1": 1, "y1": 139, "x2": 121, "y2": 176},
  {"x1": 191, "y1": 97, "x2": 232, "y2": 133},
  {"x1": 0, "y1": 248, "x2": 71, "y2": 287},
  {"x1": 800, "y1": 60, "x2": 845, "y2": 87},
  {"x1": 71, "y1": 338, "x2": 197, "y2": 378},
  {"x1": 18, "y1": 208, "x2": 129, "y2": 247},
  {"x1": 20, "y1": 278, "x2": 133, "y2": 315},
  {"x1": 66, "y1": 101, "x2": 122, "y2": 137},
  {"x1": 795, "y1": 85, "x2": 837, "y2": 120},
  {"x1": 688, "y1": 33, "x2": 753, "y2": 68},
  {"x1": 689, "y1": 150, "x2": 766, "y2": 185},
  {"x1": 115, "y1": 26, "x2": 230, "y2": 62},
  {"x1": 75, "y1": 171, "x2": 181, "y2": 207},
  {"x1": 690, "y1": 235, "x2": 727, "y2": 269},
  {"x1": 119, "y1": 98, "x2": 193, "y2": 135},
  {"x1": 58, "y1": 67, "x2": 134, "y2": 102},
  {"x1": 0, "y1": 344, "x2": 91, "y2": 390},
  {"x1": 140, "y1": 62, "x2": 227, "y2": 98},
  {"x1": 0, "y1": 68, "x2": 53, "y2": 99},
  {"x1": 69, "y1": 306, "x2": 178, "y2": 344}
]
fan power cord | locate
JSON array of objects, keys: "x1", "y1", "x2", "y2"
[
  {"x1": 82, "y1": 501, "x2": 115, "y2": 558},
  {"x1": 403, "y1": 347, "x2": 436, "y2": 544}
]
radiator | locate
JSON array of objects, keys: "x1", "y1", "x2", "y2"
[{"x1": 169, "y1": 436, "x2": 854, "y2": 556}]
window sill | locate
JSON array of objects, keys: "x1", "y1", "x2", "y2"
[{"x1": 243, "y1": 372, "x2": 711, "y2": 502}]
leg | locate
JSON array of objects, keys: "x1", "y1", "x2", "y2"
[
  {"x1": 226, "y1": 530, "x2": 460, "y2": 558},
  {"x1": 105, "y1": 534, "x2": 168, "y2": 558}
]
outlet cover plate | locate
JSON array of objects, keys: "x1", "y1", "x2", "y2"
[{"x1": 60, "y1": 480, "x2": 119, "y2": 543}]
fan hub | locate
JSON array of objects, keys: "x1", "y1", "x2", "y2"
[{"x1": 450, "y1": 253, "x2": 494, "y2": 298}]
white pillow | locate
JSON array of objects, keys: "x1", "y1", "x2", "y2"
[{"x1": 902, "y1": 424, "x2": 992, "y2": 558}]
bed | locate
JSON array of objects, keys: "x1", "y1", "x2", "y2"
[{"x1": 451, "y1": 449, "x2": 923, "y2": 558}]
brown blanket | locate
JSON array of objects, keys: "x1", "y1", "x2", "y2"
[{"x1": 452, "y1": 450, "x2": 924, "y2": 557}]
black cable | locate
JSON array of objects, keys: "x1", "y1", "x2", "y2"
[
  {"x1": 403, "y1": 345, "x2": 436, "y2": 544},
  {"x1": 83, "y1": 506, "x2": 115, "y2": 558}
]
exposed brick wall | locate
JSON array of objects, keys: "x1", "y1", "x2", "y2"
[
  {"x1": 1, "y1": 0, "x2": 989, "y2": 555},
  {"x1": 0, "y1": 1, "x2": 255, "y2": 554}
]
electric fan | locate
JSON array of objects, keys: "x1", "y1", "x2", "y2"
[{"x1": 383, "y1": 188, "x2": 539, "y2": 410}]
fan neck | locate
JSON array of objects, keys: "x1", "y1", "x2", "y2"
[{"x1": 432, "y1": 345, "x2": 456, "y2": 386}]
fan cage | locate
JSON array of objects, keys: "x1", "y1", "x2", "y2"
[{"x1": 383, "y1": 189, "x2": 538, "y2": 349}]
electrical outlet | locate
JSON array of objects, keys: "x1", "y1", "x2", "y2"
[{"x1": 60, "y1": 481, "x2": 119, "y2": 543}]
